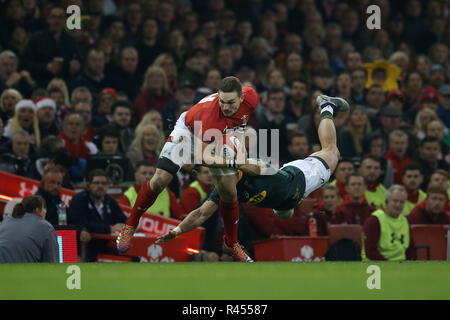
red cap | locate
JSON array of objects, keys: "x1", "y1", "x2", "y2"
[{"x1": 385, "y1": 90, "x2": 405, "y2": 104}]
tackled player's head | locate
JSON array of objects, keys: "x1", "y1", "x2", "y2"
[{"x1": 218, "y1": 76, "x2": 244, "y2": 117}]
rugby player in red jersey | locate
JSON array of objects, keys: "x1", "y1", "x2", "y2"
[{"x1": 116, "y1": 76, "x2": 259, "y2": 261}]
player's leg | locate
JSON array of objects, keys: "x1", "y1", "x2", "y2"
[
  {"x1": 213, "y1": 170, "x2": 254, "y2": 262},
  {"x1": 116, "y1": 164, "x2": 175, "y2": 253},
  {"x1": 308, "y1": 94, "x2": 349, "y2": 173}
]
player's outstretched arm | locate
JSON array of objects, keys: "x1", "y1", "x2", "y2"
[{"x1": 155, "y1": 200, "x2": 218, "y2": 244}]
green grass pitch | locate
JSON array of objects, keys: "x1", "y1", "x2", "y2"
[{"x1": 1, "y1": 261, "x2": 449, "y2": 300}]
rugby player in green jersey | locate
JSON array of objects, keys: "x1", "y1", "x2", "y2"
[{"x1": 156, "y1": 95, "x2": 349, "y2": 260}]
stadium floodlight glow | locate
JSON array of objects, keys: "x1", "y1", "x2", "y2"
[
  {"x1": 186, "y1": 248, "x2": 200, "y2": 254},
  {"x1": 0, "y1": 194, "x2": 13, "y2": 201}
]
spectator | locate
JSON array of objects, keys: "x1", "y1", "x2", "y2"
[
  {"x1": 107, "y1": 46, "x2": 142, "y2": 101},
  {"x1": 283, "y1": 79, "x2": 310, "y2": 125},
  {"x1": 135, "y1": 18, "x2": 163, "y2": 75},
  {"x1": 437, "y1": 84, "x2": 450, "y2": 129},
  {"x1": 282, "y1": 52, "x2": 305, "y2": 86},
  {"x1": 335, "y1": 173, "x2": 376, "y2": 225},
  {"x1": 350, "y1": 67, "x2": 367, "y2": 104},
  {"x1": 71, "y1": 48, "x2": 108, "y2": 98},
  {"x1": 95, "y1": 101, "x2": 134, "y2": 154},
  {"x1": 338, "y1": 105, "x2": 371, "y2": 159},
  {"x1": 134, "y1": 65, "x2": 173, "y2": 122},
  {"x1": 285, "y1": 132, "x2": 310, "y2": 163},
  {"x1": 96, "y1": 128, "x2": 121, "y2": 156},
  {"x1": 311, "y1": 67, "x2": 334, "y2": 96},
  {"x1": 370, "y1": 105, "x2": 403, "y2": 148},
  {"x1": 119, "y1": 161, "x2": 184, "y2": 220},
  {"x1": 68, "y1": 169, "x2": 127, "y2": 261},
  {"x1": 311, "y1": 185, "x2": 341, "y2": 235},
  {"x1": 428, "y1": 64, "x2": 446, "y2": 90},
  {"x1": 329, "y1": 159, "x2": 355, "y2": 200},
  {"x1": 414, "y1": 137, "x2": 449, "y2": 190},
  {"x1": 385, "y1": 129, "x2": 413, "y2": 184},
  {"x1": 152, "y1": 53, "x2": 178, "y2": 92},
  {"x1": 180, "y1": 166, "x2": 215, "y2": 214},
  {"x1": 364, "y1": 84, "x2": 385, "y2": 120},
  {"x1": 71, "y1": 86, "x2": 93, "y2": 106},
  {"x1": 425, "y1": 119, "x2": 450, "y2": 161},
  {"x1": 47, "y1": 80, "x2": 71, "y2": 125},
  {"x1": 0, "y1": 88, "x2": 22, "y2": 123},
  {"x1": 0, "y1": 195, "x2": 58, "y2": 263},
  {"x1": 401, "y1": 163, "x2": 426, "y2": 216},
  {"x1": 255, "y1": 87, "x2": 290, "y2": 165},
  {"x1": 334, "y1": 71, "x2": 352, "y2": 105},
  {"x1": 22, "y1": 5, "x2": 81, "y2": 87},
  {"x1": 180, "y1": 49, "x2": 209, "y2": 89},
  {"x1": 126, "y1": 124, "x2": 165, "y2": 169},
  {"x1": 29, "y1": 147, "x2": 75, "y2": 190},
  {"x1": 408, "y1": 184, "x2": 449, "y2": 224},
  {"x1": 0, "y1": 129, "x2": 35, "y2": 177},
  {"x1": 358, "y1": 155, "x2": 387, "y2": 209},
  {"x1": 0, "y1": 117, "x2": 10, "y2": 145},
  {"x1": 413, "y1": 107, "x2": 438, "y2": 141},
  {"x1": 402, "y1": 71, "x2": 423, "y2": 111},
  {"x1": 3, "y1": 99, "x2": 40, "y2": 147},
  {"x1": 194, "y1": 68, "x2": 221, "y2": 102},
  {"x1": 91, "y1": 87, "x2": 117, "y2": 128},
  {"x1": 58, "y1": 112, "x2": 98, "y2": 160},
  {"x1": 363, "y1": 184, "x2": 414, "y2": 261},
  {"x1": 0, "y1": 49, "x2": 36, "y2": 96},
  {"x1": 73, "y1": 101, "x2": 97, "y2": 142},
  {"x1": 35, "y1": 96, "x2": 59, "y2": 138},
  {"x1": 429, "y1": 169, "x2": 450, "y2": 200},
  {"x1": 34, "y1": 167, "x2": 63, "y2": 226}
]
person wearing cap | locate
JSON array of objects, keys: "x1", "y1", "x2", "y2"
[
  {"x1": 134, "y1": 65, "x2": 174, "y2": 122},
  {"x1": 3, "y1": 99, "x2": 41, "y2": 147},
  {"x1": 437, "y1": 84, "x2": 450, "y2": 128},
  {"x1": 418, "y1": 86, "x2": 440, "y2": 112},
  {"x1": 35, "y1": 97, "x2": 59, "y2": 137},
  {"x1": 428, "y1": 64, "x2": 446, "y2": 90},
  {"x1": 386, "y1": 90, "x2": 406, "y2": 110},
  {"x1": 91, "y1": 87, "x2": 117, "y2": 128}
]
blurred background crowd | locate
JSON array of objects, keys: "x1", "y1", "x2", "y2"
[{"x1": 0, "y1": 0, "x2": 449, "y2": 261}]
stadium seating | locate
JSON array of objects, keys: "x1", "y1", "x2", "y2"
[
  {"x1": 327, "y1": 224, "x2": 363, "y2": 247},
  {"x1": 411, "y1": 225, "x2": 448, "y2": 260}
]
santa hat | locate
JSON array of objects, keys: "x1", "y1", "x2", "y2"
[
  {"x1": 15, "y1": 99, "x2": 36, "y2": 113},
  {"x1": 35, "y1": 96, "x2": 56, "y2": 111}
]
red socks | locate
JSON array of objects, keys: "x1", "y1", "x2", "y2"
[
  {"x1": 126, "y1": 182, "x2": 159, "y2": 228},
  {"x1": 220, "y1": 198, "x2": 239, "y2": 245}
]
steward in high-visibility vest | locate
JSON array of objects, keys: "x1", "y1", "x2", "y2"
[{"x1": 362, "y1": 186, "x2": 414, "y2": 261}]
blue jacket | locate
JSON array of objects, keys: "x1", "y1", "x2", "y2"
[{"x1": 67, "y1": 190, "x2": 126, "y2": 234}]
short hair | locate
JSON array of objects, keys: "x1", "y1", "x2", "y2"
[
  {"x1": 51, "y1": 148, "x2": 75, "y2": 169},
  {"x1": 12, "y1": 129, "x2": 30, "y2": 141},
  {"x1": 62, "y1": 112, "x2": 82, "y2": 125},
  {"x1": 42, "y1": 166, "x2": 63, "y2": 178},
  {"x1": 403, "y1": 163, "x2": 423, "y2": 175},
  {"x1": 389, "y1": 129, "x2": 408, "y2": 142},
  {"x1": 420, "y1": 136, "x2": 440, "y2": 147},
  {"x1": 218, "y1": 76, "x2": 243, "y2": 96},
  {"x1": 360, "y1": 154, "x2": 381, "y2": 165},
  {"x1": 288, "y1": 131, "x2": 307, "y2": 144},
  {"x1": 345, "y1": 172, "x2": 365, "y2": 186},
  {"x1": 111, "y1": 101, "x2": 133, "y2": 114},
  {"x1": 432, "y1": 169, "x2": 449, "y2": 180},
  {"x1": 426, "y1": 184, "x2": 447, "y2": 197},
  {"x1": 100, "y1": 128, "x2": 120, "y2": 141},
  {"x1": 87, "y1": 169, "x2": 107, "y2": 183},
  {"x1": 0, "y1": 50, "x2": 18, "y2": 62},
  {"x1": 134, "y1": 160, "x2": 156, "y2": 173},
  {"x1": 321, "y1": 184, "x2": 339, "y2": 197},
  {"x1": 71, "y1": 86, "x2": 92, "y2": 104},
  {"x1": 386, "y1": 184, "x2": 407, "y2": 201},
  {"x1": 267, "y1": 87, "x2": 285, "y2": 98}
]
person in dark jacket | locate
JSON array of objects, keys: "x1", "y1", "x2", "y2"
[
  {"x1": 34, "y1": 167, "x2": 63, "y2": 226},
  {"x1": 67, "y1": 169, "x2": 126, "y2": 261},
  {"x1": 0, "y1": 195, "x2": 59, "y2": 263}
]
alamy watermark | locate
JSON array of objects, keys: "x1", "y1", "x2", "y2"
[
  {"x1": 66, "y1": 5, "x2": 81, "y2": 30},
  {"x1": 366, "y1": 5, "x2": 381, "y2": 30},
  {"x1": 366, "y1": 265, "x2": 381, "y2": 290}
]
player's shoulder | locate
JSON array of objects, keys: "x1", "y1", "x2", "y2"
[{"x1": 242, "y1": 86, "x2": 259, "y2": 109}]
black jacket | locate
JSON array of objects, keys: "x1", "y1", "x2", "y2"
[
  {"x1": 35, "y1": 187, "x2": 61, "y2": 227},
  {"x1": 67, "y1": 190, "x2": 126, "y2": 234}
]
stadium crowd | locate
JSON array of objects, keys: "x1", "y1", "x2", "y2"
[{"x1": 0, "y1": 0, "x2": 449, "y2": 262}]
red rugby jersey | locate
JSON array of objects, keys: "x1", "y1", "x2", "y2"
[{"x1": 184, "y1": 86, "x2": 259, "y2": 142}]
